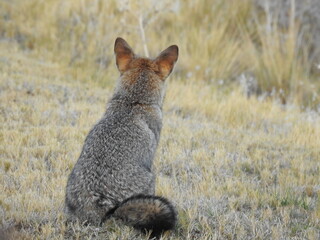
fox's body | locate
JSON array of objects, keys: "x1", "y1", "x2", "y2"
[{"x1": 65, "y1": 38, "x2": 178, "y2": 237}]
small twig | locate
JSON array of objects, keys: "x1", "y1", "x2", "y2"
[{"x1": 138, "y1": 14, "x2": 149, "y2": 57}]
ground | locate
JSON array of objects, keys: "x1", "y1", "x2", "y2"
[{"x1": 0, "y1": 40, "x2": 319, "y2": 239}]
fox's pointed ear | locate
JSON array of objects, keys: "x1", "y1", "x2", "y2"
[
  {"x1": 155, "y1": 45, "x2": 179, "y2": 79},
  {"x1": 114, "y1": 37, "x2": 134, "y2": 73}
]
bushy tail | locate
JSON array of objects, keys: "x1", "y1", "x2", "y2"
[{"x1": 108, "y1": 194, "x2": 177, "y2": 238}]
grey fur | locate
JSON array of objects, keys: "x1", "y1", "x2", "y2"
[{"x1": 64, "y1": 38, "x2": 178, "y2": 234}]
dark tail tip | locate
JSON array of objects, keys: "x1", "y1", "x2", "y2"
[{"x1": 113, "y1": 194, "x2": 177, "y2": 237}]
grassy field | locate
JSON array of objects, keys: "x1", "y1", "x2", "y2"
[{"x1": 1, "y1": 0, "x2": 320, "y2": 239}]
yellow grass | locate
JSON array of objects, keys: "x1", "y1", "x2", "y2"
[{"x1": 1, "y1": 0, "x2": 320, "y2": 239}]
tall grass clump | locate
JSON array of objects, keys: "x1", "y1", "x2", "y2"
[{"x1": 243, "y1": 0, "x2": 320, "y2": 108}]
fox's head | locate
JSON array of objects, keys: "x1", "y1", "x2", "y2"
[{"x1": 113, "y1": 37, "x2": 178, "y2": 106}]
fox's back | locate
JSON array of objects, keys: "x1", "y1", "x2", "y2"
[
  {"x1": 74, "y1": 99, "x2": 161, "y2": 171},
  {"x1": 66, "y1": 100, "x2": 161, "y2": 187}
]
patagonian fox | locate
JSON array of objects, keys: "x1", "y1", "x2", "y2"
[{"x1": 65, "y1": 37, "x2": 179, "y2": 238}]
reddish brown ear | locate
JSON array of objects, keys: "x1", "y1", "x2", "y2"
[
  {"x1": 114, "y1": 37, "x2": 134, "y2": 73},
  {"x1": 155, "y1": 45, "x2": 179, "y2": 79}
]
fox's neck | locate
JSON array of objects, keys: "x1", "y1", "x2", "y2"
[{"x1": 110, "y1": 91, "x2": 163, "y2": 108}]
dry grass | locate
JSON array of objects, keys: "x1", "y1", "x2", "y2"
[{"x1": 1, "y1": 0, "x2": 320, "y2": 239}]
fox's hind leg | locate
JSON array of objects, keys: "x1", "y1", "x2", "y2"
[{"x1": 65, "y1": 194, "x2": 112, "y2": 226}]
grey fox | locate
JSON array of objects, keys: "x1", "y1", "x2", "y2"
[{"x1": 65, "y1": 37, "x2": 179, "y2": 238}]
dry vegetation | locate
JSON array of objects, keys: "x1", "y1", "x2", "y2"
[{"x1": 0, "y1": 0, "x2": 319, "y2": 239}]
